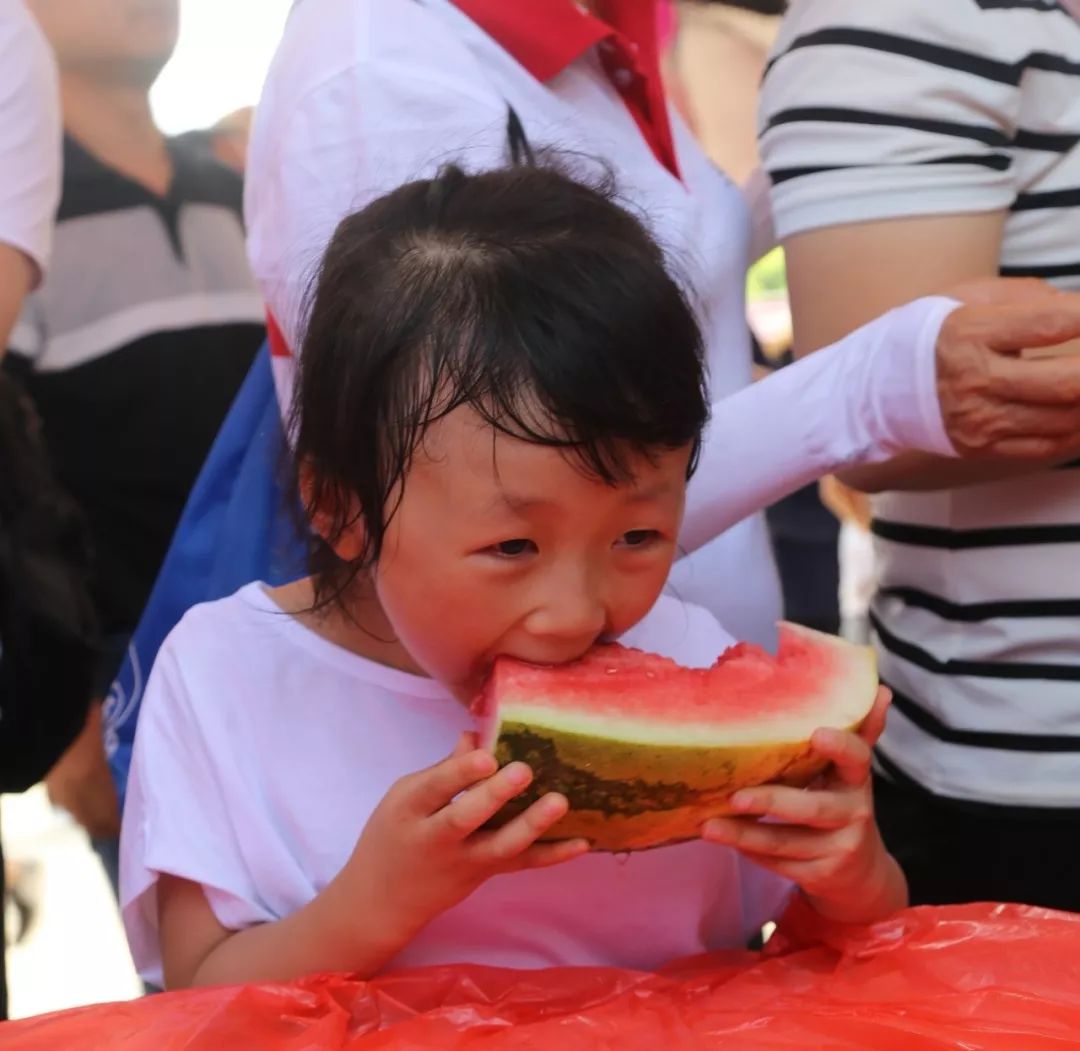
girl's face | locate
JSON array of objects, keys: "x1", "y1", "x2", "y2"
[{"x1": 360, "y1": 406, "x2": 691, "y2": 704}]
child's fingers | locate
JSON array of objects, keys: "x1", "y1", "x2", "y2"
[
  {"x1": 404, "y1": 749, "x2": 499, "y2": 816},
  {"x1": 451, "y1": 731, "x2": 479, "y2": 758},
  {"x1": 702, "y1": 816, "x2": 838, "y2": 860},
  {"x1": 809, "y1": 725, "x2": 874, "y2": 788},
  {"x1": 513, "y1": 837, "x2": 590, "y2": 870},
  {"x1": 432, "y1": 761, "x2": 535, "y2": 841},
  {"x1": 472, "y1": 792, "x2": 572, "y2": 862},
  {"x1": 728, "y1": 785, "x2": 868, "y2": 829},
  {"x1": 856, "y1": 687, "x2": 892, "y2": 748}
]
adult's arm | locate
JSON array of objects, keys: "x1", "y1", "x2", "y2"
[
  {"x1": 786, "y1": 218, "x2": 1059, "y2": 493},
  {"x1": 756, "y1": 0, "x2": 1074, "y2": 492},
  {"x1": 0, "y1": 247, "x2": 33, "y2": 356},
  {"x1": 0, "y1": 3, "x2": 61, "y2": 352},
  {"x1": 680, "y1": 292, "x2": 1080, "y2": 554}
]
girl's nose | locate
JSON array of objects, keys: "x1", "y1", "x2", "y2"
[{"x1": 521, "y1": 570, "x2": 608, "y2": 662}]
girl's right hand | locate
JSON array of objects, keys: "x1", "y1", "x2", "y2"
[{"x1": 338, "y1": 733, "x2": 588, "y2": 948}]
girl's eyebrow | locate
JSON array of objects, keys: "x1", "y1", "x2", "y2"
[{"x1": 491, "y1": 480, "x2": 677, "y2": 516}]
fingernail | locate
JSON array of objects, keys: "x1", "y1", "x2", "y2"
[
  {"x1": 505, "y1": 762, "x2": 532, "y2": 787},
  {"x1": 730, "y1": 793, "x2": 753, "y2": 812},
  {"x1": 703, "y1": 821, "x2": 730, "y2": 840}
]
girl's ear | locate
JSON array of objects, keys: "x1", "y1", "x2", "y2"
[{"x1": 299, "y1": 460, "x2": 367, "y2": 563}]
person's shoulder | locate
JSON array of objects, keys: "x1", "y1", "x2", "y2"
[
  {"x1": 161, "y1": 582, "x2": 285, "y2": 671},
  {"x1": 619, "y1": 594, "x2": 735, "y2": 670},
  {"x1": 266, "y1": 0, "x2": 471, "y2": 102}
]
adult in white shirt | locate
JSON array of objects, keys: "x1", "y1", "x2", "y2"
[
  {"x1": 0, "y1": 0, "x2": 61, "y2": 1019},
  {"x1": 246, "y1": 0, "x2": 1080, "y2": 650}
]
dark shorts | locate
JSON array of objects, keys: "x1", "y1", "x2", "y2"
[{"x1": 874, "y1": 771, "x2": 1080, "y2": 912}]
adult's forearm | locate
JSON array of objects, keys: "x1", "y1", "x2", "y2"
[
  {"x1": 680, "y1": 297, "x2": 959, "y2": 555},
  {"x1": 0, "y1": 244, "x2": 33, "y2": 356},
  {"x1": 836, "y1": 449, "x2": 1076, "y2": 494}
]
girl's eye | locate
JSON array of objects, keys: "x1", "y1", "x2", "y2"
[
  {"x1": 618, "y1": 529, "x2": 660, "y2": 548},
  {"x1": 491, "y1": 538, "x2": 538, "y2": 558}
]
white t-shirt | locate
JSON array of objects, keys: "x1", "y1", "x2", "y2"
[
  {"x1": 120, "y1": 584, "x2": 794, "y2": 987},
  {"x1": 245, "y1": 0, "x2": 960, "y2": 648},
  {"x1": 0, "y1": 2, "x2": 61, "y2": 279},
  {"x1": 760, "y1": 0, "x2": 1080, "y2": 808}
]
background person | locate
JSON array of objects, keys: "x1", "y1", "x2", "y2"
[
  {"x1": 0, "y1": 0, "x2": 63, "y2": 1020},
  {"x1": 9, "y1": 0, "x2": 265, "y2": 897},
  {"x1": 760, "y1": 0, "x2": 1080, "y2": 909}
]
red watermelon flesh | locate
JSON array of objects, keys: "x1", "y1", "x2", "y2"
[{"x1": 476, "y1": 622, "x2": 877, "y2": 852}]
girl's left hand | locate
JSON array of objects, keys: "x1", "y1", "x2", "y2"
[{"x1": 701, "y1": 686, "x2": 908, "y2": 924}]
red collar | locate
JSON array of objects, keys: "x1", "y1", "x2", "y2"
[
  {"x1": 449, "y1": 0, "x2": 679, "y2": 178},
  {"x1": 451, "y1": 0, "x2": 662, "y2": 82}
]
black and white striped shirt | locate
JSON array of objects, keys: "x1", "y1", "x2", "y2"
[{"x1": 760, "y1": 0, "x2": 1080, "y2": 810}]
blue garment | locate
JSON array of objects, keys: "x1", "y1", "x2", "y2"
[{"x1": 103, "y1": 346, "x2": 306, "y2": 807}]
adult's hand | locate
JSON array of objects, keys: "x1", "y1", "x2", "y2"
[
  {"x1": 935, "y1": 280, "x2": 1080, "y2": 461},
  {"x1": 680, "y1": 288, "x2": 1080, "y2": 555}
]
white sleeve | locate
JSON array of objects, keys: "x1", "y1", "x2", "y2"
[
  {"x1": 620, "y1": 594, "x2": 736, "y2": 668},
  {"x1": 0, "y1": 5, "x2": 61, "y2": 280},
  {"x1": 120, "y1": 635, "x2": 276, "y2": 986},
  {"x1": 245, "y1": 0, "x2": 512, "y2": 351},
  {"x1": 680, "y1": 296, "x2": 958, "y2": 555},
  {"x1": 759, "y1": 0, "x2": 1020, "y2": 239}
]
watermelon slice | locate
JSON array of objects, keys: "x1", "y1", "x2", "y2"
[{"x1": 475, "y1": 622, "x2": 877, "y2": 852}]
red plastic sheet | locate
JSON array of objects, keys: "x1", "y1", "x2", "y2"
[{"x1": 6, "y1": 903, "x2": 1080, "y2": 1049}]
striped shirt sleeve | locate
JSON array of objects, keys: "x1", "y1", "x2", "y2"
[{"x1": 758, "y1": 0, "x2": 1022, "y2": 240}]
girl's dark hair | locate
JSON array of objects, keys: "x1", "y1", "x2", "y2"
[{"x1": 293, "y1": 162, "x2": 709, "y2": 607}]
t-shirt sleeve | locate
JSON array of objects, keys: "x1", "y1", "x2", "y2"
[
  {"x1": 759, "y1": 0, "x2": 1021, "y2": 239},
  {"x1": 0, "y1": 7, "x2": 61, "y2": 279},
  {"x1": 620, "y1": 593, "x2": 736, "y2": 667},
  {"x1": 680, "y1": 296, "x2": 958, "y2": 556},
  {"x1": 119, "y1": 628, "x2": 278, "y2": 985},
  {"x1": 245, "y1": 0, "x2": 511, "y2": 352}
]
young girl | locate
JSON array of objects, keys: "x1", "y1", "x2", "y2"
[{"x1": 120, "y1": 163, "x2": 905, "y2": 991}]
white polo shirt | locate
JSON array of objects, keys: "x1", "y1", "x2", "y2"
[
  {"x1": 0, "y1": 1, "x2": 61, "y2": 280},
  {"x1": 245, "y1": 0, "x2": 958, "y2": 646}
]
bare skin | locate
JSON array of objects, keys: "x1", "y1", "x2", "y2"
[
  {"x1": 0, "y1": 245, "x2": 33, "y2": 360},
  {"x1": 784, "y1": 214, "x2": 1080, "y2": 492}
]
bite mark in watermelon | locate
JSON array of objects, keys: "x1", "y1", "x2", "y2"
[{"x1": 475, "y1": 622, "x2": 877, "y2": 851}]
